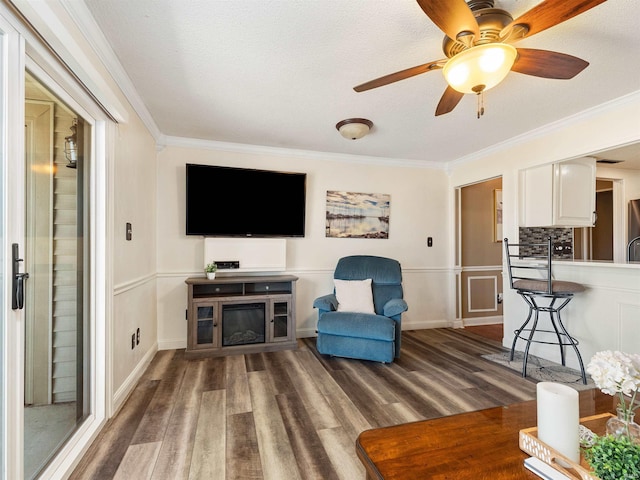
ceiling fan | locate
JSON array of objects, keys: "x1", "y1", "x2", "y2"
[{"x1": 354, "y1": 0, "x2": 607, "y2": 116}]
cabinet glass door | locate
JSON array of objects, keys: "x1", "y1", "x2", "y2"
[
  {"x1": 196, "y1": 305, "x2": 215, "y2": 346},
  {"x1": 272, "y1": 301, "x2": 289, "y2": 340}
]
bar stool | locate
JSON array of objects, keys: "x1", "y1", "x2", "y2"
[{"x1": 504, "y1": 237, "x2": 587, "y2": 384}]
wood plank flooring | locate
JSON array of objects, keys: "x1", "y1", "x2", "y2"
[{"x1": 70, "y1": 328, "x2": 539, "y2": 480}]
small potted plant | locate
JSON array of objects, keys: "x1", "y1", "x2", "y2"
[
  {"x1": 204, "y1": 262, "x2": 217, "y2": 280},
  {"x1": 584, "y1": 434, "x2": 640, "y2": 480}
]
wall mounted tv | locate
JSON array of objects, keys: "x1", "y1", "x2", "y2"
[{"x1": 186, "y1": 164, "x2": 306, "y2": 237}]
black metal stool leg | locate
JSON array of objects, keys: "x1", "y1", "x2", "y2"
[
  {"x1": 547, "y1": 297, "x2": 572, "y2": 366},
  {"x1": 510, "y1": 292, "x2": 534, "y2": 361},
  {"x1": 521, "y1": 296, "x2": 541, "y2": 378},
  {"x1": 554, "y1": 302, "x2": 588, "y2": 385}
]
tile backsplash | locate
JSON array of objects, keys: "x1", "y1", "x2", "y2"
[{"x1": 518, "y1": 227, "x2": 573, "y2": 259}]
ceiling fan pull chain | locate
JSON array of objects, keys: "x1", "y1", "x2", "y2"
[{"x1": 477, "y1": 91, "x2": 485, "y2": 119}]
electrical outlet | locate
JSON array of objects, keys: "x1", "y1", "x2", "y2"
[
  {"x1": 427, "y1": 237, "x2": 433, "y2": 247},
  {"x1": 136, "y1": 328, "x2": 140, "y2": 345},
  {"x1": 131, "y1": 333, "x2": 135, "y2": 349}
]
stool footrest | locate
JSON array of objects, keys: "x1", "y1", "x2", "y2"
[{"x1": 514, "y1": 328, "x2": 580, "y2": 347}]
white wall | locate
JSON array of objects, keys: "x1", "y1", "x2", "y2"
[
  {"x1": 111, "y1": 118, "x2": 158, "y2": 406},
  {"x1": 156, "y1": 144, "x2": 454, "y2": 348},
  {"x1": 449, "y1": 92, "x2": 640, "y2": 369}
]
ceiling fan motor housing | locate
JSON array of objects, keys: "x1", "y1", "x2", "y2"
[{"x1": 442, "y1": 3, "x2": 513, "y2": 58}]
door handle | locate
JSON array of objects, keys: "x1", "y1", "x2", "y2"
[{"x1": 11, "y1": 243, "x2": 29, "y2": 310}]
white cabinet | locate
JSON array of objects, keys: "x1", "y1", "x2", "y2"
[{"x1": 520, "y1": 157, "x2": 596, "y2": 227}]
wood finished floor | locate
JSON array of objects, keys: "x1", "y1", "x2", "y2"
[{"x1": 70, "y1": 328, "x2": 538, "y2": 480}]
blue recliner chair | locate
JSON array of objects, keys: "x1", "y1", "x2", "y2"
[{"x1": 313, "y1": 255, "x2": 408, "y2": 363}]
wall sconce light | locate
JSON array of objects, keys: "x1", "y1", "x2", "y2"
[
  {"x1": 336, "y1": 118, "x2": 373, "y2": 140},
  {"x1": 64, "y1": 119, "x2": 78, "y2": 169}
]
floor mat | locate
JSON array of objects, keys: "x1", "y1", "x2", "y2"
[{"x1": 482, "y1": 350, "x2": 596, "y2": 392}]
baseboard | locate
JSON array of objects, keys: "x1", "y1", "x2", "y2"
[
  {"x1": 111, "y1": 342, "x2": 158, "y2": 413},
  {"x1": 296, "y1": 328, "x2": 317, "y2": 338},
  {"x1": 403, "y1": 319, "x2": 452, "y2": 330},
  {"x1": 158, "y1": 338, "x2": 187, "y2": 350},
  {"x1": 160, "y1": 321, "x2": 459, "y2": 351},
  {"x1": 296, "y1": 319, "x2": 452, "y2": 339},
  {"x1": 462, "y1": 316, "x2": 503, "y2": 327}
]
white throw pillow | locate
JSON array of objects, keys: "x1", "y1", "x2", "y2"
[{"x1": 334, "y1": 278, "x2": 375, "y2": 314}]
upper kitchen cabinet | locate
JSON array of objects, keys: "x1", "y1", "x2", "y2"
[{"x1": 520, "y1": 157, "x2": 596, "y2": 227}]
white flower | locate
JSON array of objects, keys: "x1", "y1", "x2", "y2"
[{"x1": 587, "y1": 350, "x2": 640, "y2": 397}]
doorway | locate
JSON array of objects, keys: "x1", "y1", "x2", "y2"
[
  {"x1": 23, "y1": 72, "x2": 88, "y2": 479},
  {"x1": 456, "y1": 177, "x2": 504, "y2": 343}
]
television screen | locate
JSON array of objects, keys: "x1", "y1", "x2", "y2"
[{"x1": 186, "y1": 164, "x2": 306, "y2": 237}]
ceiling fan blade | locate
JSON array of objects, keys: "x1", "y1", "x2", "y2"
[
  {"x1": 416, "y1": 0, "x2": 479, "y2": 42},
  {"x1": 354, "y1": 60, "x2": 444, "y2": 92},
  {"x1": 501, "y1": 0, "x2": 607, "y2": 41},
  {"x1": 435, "y1": 86, "x2": 464, "y2": 116},
  {"x1": 512, "y1": 48, "x2": 589, "y2": 79}
]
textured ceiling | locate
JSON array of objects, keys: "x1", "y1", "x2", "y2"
[{"x1": 83, "y1": 0, "x2": 640, "y2": 165}]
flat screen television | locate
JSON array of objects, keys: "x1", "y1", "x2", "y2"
[{"x1": 186, "y1": 164, "x2": 306, "y2": 237}]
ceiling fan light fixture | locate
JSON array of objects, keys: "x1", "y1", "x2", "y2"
[
  {"x1": 336, "y1": 118, "x2": 373, "y2": 140},
  {"x1": 443, "y1": 43, "x2": 517, "y2": 94}
]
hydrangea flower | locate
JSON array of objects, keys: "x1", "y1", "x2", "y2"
[
  {"x1": 587, "y1": 350, "x2": 640, "y2": 397},
  {"x1": 587, "y1": 350, "x2": 640, "y2": 440}
]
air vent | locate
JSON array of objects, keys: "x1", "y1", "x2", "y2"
[{"x1": 596, "y1": 159, "x2": 624, "y2": 164}]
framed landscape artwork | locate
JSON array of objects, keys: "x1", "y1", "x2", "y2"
[{"x1": 325, "y1": 191, "x2": 390, "y2": 239}]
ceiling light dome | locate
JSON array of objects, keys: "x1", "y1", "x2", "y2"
[
  {"x1": 336, "y1": 118, "x2": 373, "y2": 140},
  {"x1": 443, "y1": 43, "x2": 517, "y2": 94}
]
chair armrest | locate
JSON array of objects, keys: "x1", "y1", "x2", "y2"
[
  {"x1": 383, "y1": 298, "x2": 408, "y2": 317},
  {"x1": 313, "y1": 294, "x2": 338, "y2": 312}
]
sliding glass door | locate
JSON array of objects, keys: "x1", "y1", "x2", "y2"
[{"x1": 23, "y1": 72, "x2": 88, "y2": 479}]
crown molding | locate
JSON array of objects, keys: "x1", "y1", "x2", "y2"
[
  {"x1": 161, "y1": 135, "x2": 446, "y2": 170},
  {"x1": 60, "y1": 0, "x2": 163, "y2": 141},
  {"x1": 10, "y1": 0, "x2": 130, "y2": 123},
  {"x1": 448, "y1": 90, "x2": 640, "y2": 170}
]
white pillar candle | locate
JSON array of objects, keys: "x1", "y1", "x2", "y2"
[{"x1": 537, "y1": 382, "x2": 580, "y2": 463}]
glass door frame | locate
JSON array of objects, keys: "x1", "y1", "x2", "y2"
[
  {"x1": 1, "y1": 11, "x2": 27, "y2": 479},
  {"x1": 1, "y1": 4, "x2": 111, "y2": 477}
]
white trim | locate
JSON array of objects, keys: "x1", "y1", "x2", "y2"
[
  {"x1": 158, "y1": 338, "x2": 187, "y2": 350},
  {"x1": 60, "y1": 0, "x2": 160, "y2": 138},
  {"x1": 467, "y1": 275, "x2": 498, "y2": 313},
  {"x1": 102, "y1": 120, "x2": 115, "y2": 420},
  {"x1": 156, "y1": 265, "x2": 453, "y2": 279},
  {"x1": 293, "y1": 317, "x2": 457, "y2": 341},
  {"x1": 162, "y1": 135, "x2": 445, "y2": 170},
  {"x1": 463, "y1": 316, "x2": 504, "y2": 327},
  {"x1": 1, "y1": 10, "x2": 26, "y2": 478},
  {"x1": 111, "y1": 342, "x2": 157, "y2": 413},
  {"x1": 448, "y1": 91, "x2": 640, "y2": 170},
  {"x1": 113, "y1": 272, "x2": 156, "y2": 296},
  {"x1": 10, "y1": 0, "x2": 128, "y2": 122},
  {"x1": 461, "y1": 265, "x2": 502, "y2": 271}
]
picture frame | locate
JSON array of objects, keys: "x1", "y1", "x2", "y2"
[
  {"x1": 493, "y1": 189, "x2": 503, "y2": 242},
  {"x1": 325, "y1": 191, "x2": 390, "y2": 239}
]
